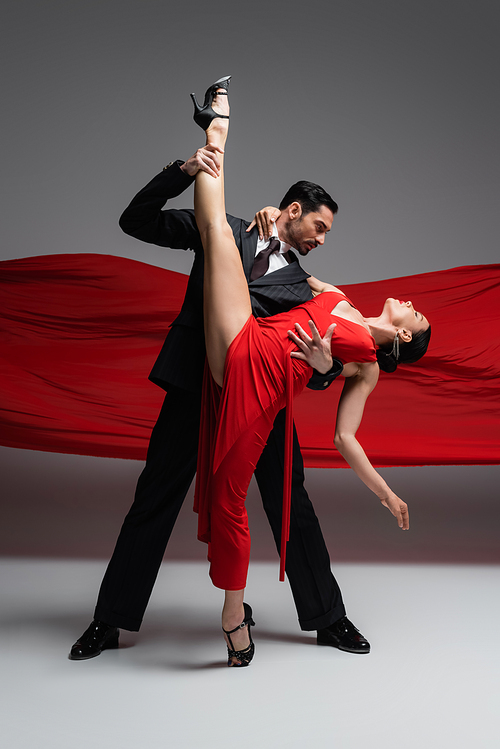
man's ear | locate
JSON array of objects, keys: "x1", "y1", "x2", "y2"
[{"x1": 287, "y1": 201, "x2": 302, "y2": 220}]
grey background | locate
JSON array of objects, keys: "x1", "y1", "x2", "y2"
[{"x1": 1, "y1": 0, "x2": 499, "y2": 563}]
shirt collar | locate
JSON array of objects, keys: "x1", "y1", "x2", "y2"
[{"x1": 270, "y1": 224, "x2": 292, "y2": 255}]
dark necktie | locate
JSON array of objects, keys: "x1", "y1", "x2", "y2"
[{"x1": 250, "y1": 238, "x2": 282, "y2": 281}]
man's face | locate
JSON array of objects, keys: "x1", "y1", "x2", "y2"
[{"x1": 283, "y1": 203, "x2": 335, "y2": 256}]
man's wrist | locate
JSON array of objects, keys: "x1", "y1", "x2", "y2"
[
  {"x1": 307, "y1": 358, "x2": 343, "y2": 391},
  {"x1": 161, "y1": 159, "x2": 195, "y2": 185},
  {"x1": 162, "y1": 159, "x2": 189, "y2": 174}
]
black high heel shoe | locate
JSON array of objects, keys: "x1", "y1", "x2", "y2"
[
  {"x1": 190, "y1": 75, "x2": 231, "y2": 131},
  {"x1": 222, "y1": 602, "x2": 255, "y2": 668}
]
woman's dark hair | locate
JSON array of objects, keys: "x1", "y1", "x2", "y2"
[
  {"x1": 279, "y1": 180, "x2": 338, "y2": 217},
  {"x1": 376, "y1": 325, "x2": 432, "y2": 373}
]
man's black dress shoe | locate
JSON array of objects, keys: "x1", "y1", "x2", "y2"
[
  {"x1": 69, "y1": 620, "x2": 119, "y2": 660},
  {"x1": 317, "y1": 616, "x2": 370, "y2": 654}
]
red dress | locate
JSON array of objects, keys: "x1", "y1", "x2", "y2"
[{"x1": 194, "y1": 291, "x2": 376, "y2": 590}]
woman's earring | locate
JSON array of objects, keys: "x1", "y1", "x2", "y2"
[{"x1": 391, "y1": 332, "x2": 400, "y2": 360}]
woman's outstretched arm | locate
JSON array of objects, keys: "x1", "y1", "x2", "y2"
[{"x1": 334, "y1": 362, "x2": 410, "y2": 530}]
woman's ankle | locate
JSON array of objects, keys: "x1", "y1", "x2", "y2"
[
  {"x1": 206, "y1": 128, "x2": 227, "y2": 151},
  {"x1": 222, "y1": 591, "x2": 244, "y2": 629},
  {"x1": 206, "y1": 91, "x2": 229, "y2": 144}
]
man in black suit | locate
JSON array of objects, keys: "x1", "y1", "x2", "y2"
[{"x1": 70, "y1": 145, "x2": 370, "y2": 659}]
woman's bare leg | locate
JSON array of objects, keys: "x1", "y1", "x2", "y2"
[
  {"x1": 194, "y1": 88, "x2": 253, "y2": 664},
  {"x1": 194, "y1": 90, "x2": 252, "y2": 386}
]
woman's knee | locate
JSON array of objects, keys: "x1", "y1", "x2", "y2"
[{"x1": 200, "y1": 219, "x2": 233, "y2": 246}]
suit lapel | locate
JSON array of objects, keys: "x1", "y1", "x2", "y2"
[{"x1": 240, "y1": 225, "x2": 258, "y2": 280}]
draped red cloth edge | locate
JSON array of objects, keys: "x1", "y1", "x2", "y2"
[{"x1": 1, "y1": 254, "x2": 499, "y2": 467}]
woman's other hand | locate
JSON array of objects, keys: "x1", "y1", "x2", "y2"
[
  {"x1": 288, "y1": 321, "x2": 336, "y2": 374},
  {"x1": 246, "y1": 206, "x2": 281, "y2": 239},
  {"x1": 380, "y1": 492, "x2": 410, "y2": 530}
]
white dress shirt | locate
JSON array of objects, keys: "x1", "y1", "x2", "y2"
[{"x1": 254, "y1": 223, "x2": 292, "y2": 276}]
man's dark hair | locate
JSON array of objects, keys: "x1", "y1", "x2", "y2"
[{"x1": 279, "y1": 180, "x2": 338, "y2": 217}]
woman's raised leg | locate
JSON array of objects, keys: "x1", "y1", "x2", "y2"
[
  {"x1": 193, "y1": 88, "x2": 252, "y2": 386},
  {"x1": 193, "y1": 83, "x2": 256, "y2": 664}
]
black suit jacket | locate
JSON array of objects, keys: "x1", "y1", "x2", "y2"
[{"x1": 119, "y1": 161, "x2": 340, "y2": 393}]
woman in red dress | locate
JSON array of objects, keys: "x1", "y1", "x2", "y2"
[{"x1": 191, "y1": 78, "x2": 431, "y2": 665}]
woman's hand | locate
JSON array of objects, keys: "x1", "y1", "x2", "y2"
[
  {"x1": 246, "y1": 206, "x2": 282, "y2": 239},
  {"x1": 380, "y1": 491, "x2": 410, "y2": 530},
  {"x1": 288, "y1": 321, "x2": 336, "y2": 374}
]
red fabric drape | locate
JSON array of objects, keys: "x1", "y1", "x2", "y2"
[
  {"x1": 1, "y1": 254, "x2": 499, "y2": 466},
  {"x1": 295, "y1": 264, "x2": 500, "y2": 466}
]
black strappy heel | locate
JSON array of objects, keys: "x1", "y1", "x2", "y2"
[
  {"x1": 222, "y1": 602, "x2": 255, "y2": 668},
  {"x1": 190, "y1": 75, "x2": 231, "y2": 131}
]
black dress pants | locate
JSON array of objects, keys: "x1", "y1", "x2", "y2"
[{"x1": 94, "y1": 386, "x2": 345, "y2": 631}]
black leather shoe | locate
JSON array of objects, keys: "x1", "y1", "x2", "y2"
[
  {"x1": 317, "y1": 616, "x2": 370, "y2": 654},
  {"x1": 69, "y1": 620, "x2": 119, "y2": 660}
]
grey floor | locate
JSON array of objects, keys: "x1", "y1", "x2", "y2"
[
  {"x1": 1, "y1": 558, "x2": 499, "y2": 749},
  {"x1": 2, "y1": 447, "x2": 500, "y2": 747}
]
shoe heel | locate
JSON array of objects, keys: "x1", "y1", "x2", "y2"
[
  {"x1": 190, "y1": 92, "x2": 202, "y2": 115},
  {"x1": 243, "y1": 602, "x2": 255, "y2": 627}
]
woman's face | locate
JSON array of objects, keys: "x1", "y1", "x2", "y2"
[{"x1": 384, "y1": 298, "x2": 429, "y2": 334}]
